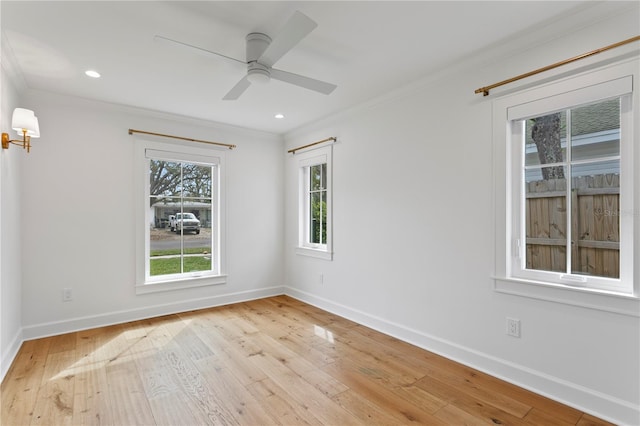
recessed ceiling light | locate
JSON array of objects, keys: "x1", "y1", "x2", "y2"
[
  {"x1": 275, "y1": 113, "x2": 285, "y2": 119},
  {"x1": 85, "y1": 70, "x2": 101, "y2": 78}
]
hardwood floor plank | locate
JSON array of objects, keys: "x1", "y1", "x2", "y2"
[
  {"x1": 433, "y1": 402, "x2": 493, "y2": 426},
  {"x1": 72, "y1": 328, "x2": 115, "y2": 425},
  {"x1": 414, "y1": 360, "x2": 532, "y2": 418},
  {"x1": 228, "y1": 301, "x2": 338, "y2": 367},
  {"x1": 576, "y1": 412, "x2": 618, "y2": 426},
  {"x1": 47, "y1": 332, "x2": 77, "y2": 355},
  {"x1": 331, "y1": 388, "x2": 409, "y2": 425},
  {"x1": 523, "y1": 407, "x2": 577, "y2": 426},
  {"x1": 323, "y1": 360, "x2": 449, "y2": 425},
  {"x1": 1, "y1": 297, "x2": 614, "y2": 425},
  {"x1": 195, "y1": 358, "x2": 277, "y2": 425},
  {"x1": 248, "y1": 349, "x2": 362, "y2": 425},
  {"x1": 390, "y1": 384, "x2": 448, "y2": 414},
  {"x1": 182, "y1": 311, "x2": 269, "y2": 386},
  {"x1": 245, "y1": 378, "x2": 324, "y2": 425},
  {"x1": 1, "y1": 338, "x2": 52, "y2": 426},
  {"x1": 30, "y1": 350, "x2": 76, "y2": 426},
  {"x1": 105, "y1": 361, "x2": 156, "y2": 425},
  {"x1": 416, "y1": 374, "x2": 530, "y2": 426}
]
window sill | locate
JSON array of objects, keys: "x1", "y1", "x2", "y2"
[
  {"x1": 493, "y1": 276, "x2": 639, "y2": 317},
  {"x1": 136, "y1": 274, "x2": 227, "y2": 295},
  {"x1": 296, "y1": 246, "x2": 333, "y2": 261}
]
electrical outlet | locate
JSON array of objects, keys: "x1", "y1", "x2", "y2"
[
  {"x1": 506, "y1": 317, "x2": 521, "y2": 338},
  {"x1": 63, "y1": 288, "x2": 73, "y2": 302}
]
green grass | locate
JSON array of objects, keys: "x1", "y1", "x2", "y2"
[
  {"x1": 150, "y1": 256, "x2": 212, "y2": 276},
  {"x1": 150, "y1": 247, "x2": 210, "y2": 257}
]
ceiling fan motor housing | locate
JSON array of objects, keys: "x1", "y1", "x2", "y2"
[
  {"x1": 246, "y1": 33, "x2": 271, "y2": 62},
  {"x1": 246, "y1": 33, "x2": 272, "y2": 84}
]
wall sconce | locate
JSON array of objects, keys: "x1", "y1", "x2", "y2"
[{"x1": 2, "y1": 108, "x2": 40, "y2": 153}]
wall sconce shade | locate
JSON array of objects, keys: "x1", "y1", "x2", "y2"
[{"x1": 2, "y1": 108, "x2": 41, "y2": 153}]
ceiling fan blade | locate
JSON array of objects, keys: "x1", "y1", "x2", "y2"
[
  {"x1": 223, "y1": 76, "x2": 251, "y2": 100},
  {"x1": 154, "y1": 35, "x2": 245, "y2": 65},
  {"x1": 270, "y1": 68, "x2": 336, "y2": 95},
  {"x1": 258, "y1": 11, "x2": 317, "y2": 68}
]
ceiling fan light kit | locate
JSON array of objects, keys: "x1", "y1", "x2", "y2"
[
  {"x1": 156, "y1": 11, "x2": 337, "y2": 100},
  {"x1": 247, "y1": 64, "x2": 270, "y2": 85}
]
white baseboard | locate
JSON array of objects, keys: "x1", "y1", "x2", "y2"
[
  {"x1": 284, "y1": 286, "x2": 639, "y2": 426},
  {"x1": 22, "y1": 286, "x2": 285, "y2": 341},
  {"x1": 1, "y1": 327, "x2": 24, "y2": 382}
]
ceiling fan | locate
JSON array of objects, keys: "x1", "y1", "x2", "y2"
[{"x1": 155, "y1": 11, "x2": 337, "y2": 100}]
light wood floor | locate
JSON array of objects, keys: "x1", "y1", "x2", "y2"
[{"x1": 2, "y1": 295, "x2": 613, "y2": 425}]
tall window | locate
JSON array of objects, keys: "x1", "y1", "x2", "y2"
[
  {"x1": 148, "y1": 157, "x2": 214, "y2": 277},
  {"x1": 296, "y1": 145, "x2": 332, "y2": 260},
  {"x1": 135, "y1": 142, "x2": 226, "y2": 293},
  {"x1": 494, "y1": 62, "x2": 636, "y2": 299}
]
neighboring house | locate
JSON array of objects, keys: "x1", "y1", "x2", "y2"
[{"x1": 150, "y1": 201, "x2": 212, "y2": 228}]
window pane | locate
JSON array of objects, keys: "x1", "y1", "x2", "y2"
[
  {"x1": 183, "y1": 200, "x2": 212, "y2": 273},
  {"x1": 310, "y1": 164, "x2": 324, "y2": 190},
  {"x1": 571, "y1": 162, "x2": 620, "y2": 278},
  {"x1": 525, "y1": 167, "x2": 567, "y2": 273},
  {"x1": 309, "y1": 191, "x2": 327, "y2": 245},
  {"x1": 571, "y1": 99, "x2": 620, "y2": 161},
  {"x1": 150, "y1": 160, "x2": 183, "y2": 197},
  {"x1": 181, "y1": 164, "x2": 213, "y2": 199},
  {"x1": 320, "y1": 191, "x2": 327, "y2": 244},
  {"x1": 310, "y1": 192, "x2": 321, "y2": 244},
  {"x1": 525, "y1": 111, "x2": 566, "y2": 166}
]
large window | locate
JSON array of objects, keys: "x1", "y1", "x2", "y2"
[
  {"x1": 135, "y1": 141, "x2": 226, "y2": 293},
  {"x1": 493, "y1": 60, "x2": 637, "y2": 310},
  {"x1": 148, "y1": 157, "x2": 213, "y2": 277},
  {"x1": 296, "y1": 145, "x2": 333, "y2": 260},
  {"x1": 519, "y1": 98, "x2": 623, "y2": 285}
]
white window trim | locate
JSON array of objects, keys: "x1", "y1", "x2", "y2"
[
  {"x1": 492, "y1": 59, "x2": 639, "y2": 316},
  {"x1": 134, "y1": 139, "x2": 227, "y2": 294},
  {"x1": 295, "y1": 145, "x2": 333, "y2": 260}
]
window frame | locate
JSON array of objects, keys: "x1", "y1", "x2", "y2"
[
  {"x1": 492, "y1": 59, "x2": 639, "y2": 316},
  {"x1": 134, "y1": 139, "x2": 227, "y2": 294},
  {"x1": 295, "y1": 145, "x2": 333, "y2": 260}
]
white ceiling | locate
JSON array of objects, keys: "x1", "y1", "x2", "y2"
[{"x1": 2, "y1": 1, "x2": 595, "y2": 134}]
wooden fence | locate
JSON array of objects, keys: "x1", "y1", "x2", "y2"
[{"x1": 526, "y1": 173, "x2": 619, "y2": 278}]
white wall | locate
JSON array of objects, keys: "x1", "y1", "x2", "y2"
[
  {"x1": 284, "y1": 4, "x2": 639, "y2": 425},
  {"x1": 1, "y1": 2, "x2": 638, "y2": 424},
  {"x1": 17, "y1": 91, "x2": 284, "y2": 337},
  {"x1": 0, "y1": 53, "x2": 24, "y2": 380}
]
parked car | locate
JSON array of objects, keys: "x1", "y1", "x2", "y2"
[{"x1": 169, "y1": 213, "x2": 201, "y2": 234}]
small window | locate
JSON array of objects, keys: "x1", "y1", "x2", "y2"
[
  {"x1": 493, "y1": 61, "x2": 638, "y2": 311},
  {"x1": 296, "y1": 145, "x2": 333, "y2": 260}
]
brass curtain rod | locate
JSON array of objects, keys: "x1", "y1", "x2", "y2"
[
  {"x1": 128, "y1": 128, "x2": 236, "y2": 150},
  {"x1": 288, "y1": 137, "x2": 337, "y2": 154},
  {"x1": 475, "y1": 35, "x2": 640, "y2": 96}
]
